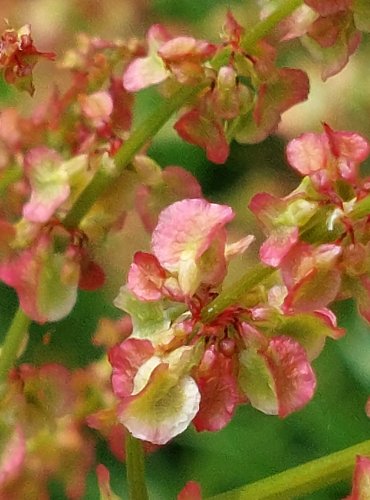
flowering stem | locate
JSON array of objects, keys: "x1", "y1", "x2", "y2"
[
  {"x1": 0, "y1": 307, "x2": 30, "y2": 383},
  {"x1": 63, "y1": 1, "x2": 305, "y2": 230},
  {"x1": 241, "y1": 0, "x2": 304, "y2": 51},
  {"x1": 208, "y1": 439, "x2": 370, "y2": 499},
  {"x1": 201, "y1": 263, "x2": 275, "y2": 323},
  {"x1": 125, "y1": 432, "x2": 149, "y2": 500},
  {"x1": 62, "y1": 0, "x2": 305, "y2": 230},
  {"x1": 63, "y1": 83, "x2": 206, "y2": 229}
]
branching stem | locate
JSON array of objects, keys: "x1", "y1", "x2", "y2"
[
  {"x1": 241, "y1": 0, "x2": 304, "y2": 51},
  {"x1": 207, "y1": 439, "x2": 370, "y2": 499},
  {"x1": 201, "y1": 264, "x2": 275, "y2": 323}
]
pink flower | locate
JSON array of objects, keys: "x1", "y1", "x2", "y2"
[
  {"x1": 117, "y1": 363, "x2": 200, "y2": 445},
  {"x1": 22, "y1": 147, "x2": 88, "y2": 224},
  {"x1": 123, "y1": 25, "x2": 171, "y2": 92},
  {"x1": 151, "y1": 199, "x2": 234, "y2": 295},
  {"x1": 127, "y1": 252, "x2": 166, "y2": 301},
  {"x1": 22, "y1": 147, "x2": 65, "y2": 223},
  {"x1": 286, "y1": 126, "x2": 370, "y2": 190},
  {"x1": 110, "y1": 343, "x2": 201, "y2": 445},
  {"x1": 280, "y1": 242, "x2": 342, "y2": 312},
  {"x1": 134, "y1": 158, "x2": 202, "y2": 232},
  {"x1": 79, "y1": 91, "x2": 113, "y2": 128},
  {"x1": 112, "y1": 193, "x2": 342, "y2": 444},
  {"x1": 193, "y1": 346, "x2": 240, "y2": 432},
  {"x1": 174, "y1": 108, "x2": 230, "y2": 164},
  {"x1": 239, "y1": 334, "x2": 316, "y2": 417},
  {"x1": 158, "y1": 36, "x2": 216, "y2": 84},
  {"x1": 0, "y1": 235, "x2": 79, "y2": 323},
  {"x1": 249, "y1": 192, "x2": 317, "y2": 267},
  {"x1": 289, "y1": 1, "x2": 365, "y2": 80},
  {"x1": 0, "y1": 24, "x2": 55, "y2": 95},
  {"x1": 109, "y1": 338, "x2": 155, "y2": 399},
  {"x1": 123, "y1": 25, "x2": 215, "y2": 92}
]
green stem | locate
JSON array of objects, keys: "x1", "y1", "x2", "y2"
[
  {"x1": 241, "y1": 0, "x2": 304, "y2": 51},
  {"x1": 201, "y1": 264, "x2": 275, "y2": 323},
  {"x1": 0, "y1": 307, "x2": 30, "y2": 383},
  {"x1": 125, "y1": 432, "x2": 149, "y2": 500},
  {"x1": 63, "y1": 84, "x2": 205, "y2": 229},
  {"x1": 208, "y1": 439, "x2": 370, "y2": 500}
]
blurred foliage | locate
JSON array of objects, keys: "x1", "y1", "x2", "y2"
[
  {"x1": 0, "y1": 0, "x2": 369, "y2": 499},
  {"x1": 2, "y1": 279, "x2": 367, "y2": 499},
  {"x1": 150, "y1": 0, "x2": 243, "y2": 22}
]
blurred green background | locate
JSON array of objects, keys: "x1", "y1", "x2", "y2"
[{"x1": 1, "y1": 0, "x2": 370, "y2": 498}]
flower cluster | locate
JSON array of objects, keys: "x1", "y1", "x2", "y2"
[
  {"x1": 0, "y1": 24, "x2": 204, "y2": 324},
  {"x1": 123, "y1": 11, "x2": 310, "y2": 163},
  {"x1": 0, "y1": 345, "x2": 149, "y2": 499},
  {"x1": 109, "y1": 198, "x2": 343, "y2": 444},
  {"x1": 122, "y1": 6, "x2": 370, "y2": 163},
  {"x1": 0, "y1": 363, "x2": 95, "y2": 498},
  {"x1": 0, "y1": 23, "x2": 55, "y2": 95},
  {"x1": 267, "y1": 0, "x2": 370, "y2": 80},
  {"x1": 0, "y1": 5, "x2": 369, "y2": 499},
  {"x1": 251, "y1": 125, "x2": 370, "y2": 322}
]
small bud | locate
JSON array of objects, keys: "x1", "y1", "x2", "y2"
[
  {"x1": 219, "y1": 337, "x2": 236, "y2": 357},
  {"x1": 217, "y1": 66, "x2": 237, "y2": 90}
]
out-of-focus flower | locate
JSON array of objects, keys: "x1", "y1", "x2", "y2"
[{"x1": 0, "y1": 23, "x2": 55, "y2": 95}]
